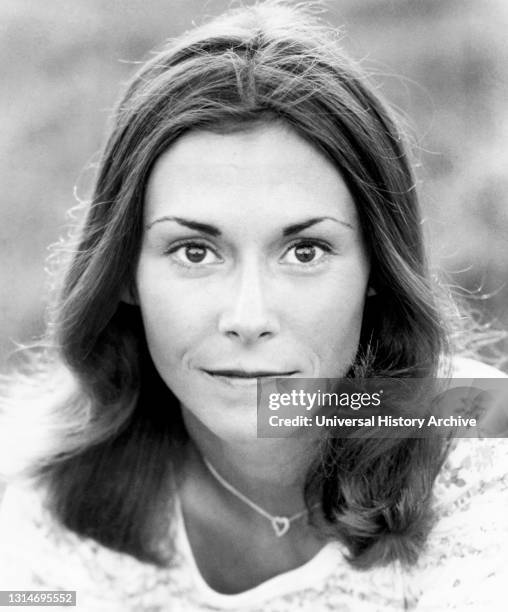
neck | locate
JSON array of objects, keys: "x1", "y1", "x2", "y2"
[{"x1": 181, "y1": 408, "x2": 317, "y2": 516}]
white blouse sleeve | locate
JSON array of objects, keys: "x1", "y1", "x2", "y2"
[
  {"x1": 0, "y1": 483, "x2": 63, "y2": 590},
  {"x1": 411, "y1": 437, "x2": 508, "y2": 611}
]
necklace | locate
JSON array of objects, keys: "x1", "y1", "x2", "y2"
[{"x1": 202, "y1": 456, "x2": 310, "y2": 537}]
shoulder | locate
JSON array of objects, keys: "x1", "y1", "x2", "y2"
[
  {"x1": 410, "y1": 438, "x2": 508, "y2": 609},
  {"x1": 449, "y1": 355, "x2": 507, "y2": 378},
  {"x1": 0, "y1": 481, "x2": 190, "y2": 608},
  {"x1": 0, "y1": 482, "x2": 94, "y2": 590},
  {"x1": 406, "y1": 358, "x2": 508, "y2": 609},
  {"x1": 0, "y1": 483, "x2": 125, "y2": 591},
  {"x1": 433, "y1": 437, "x2": 508, "y2": 516},
  {"x1": 411, "y1": 438, "x2": 508, "y2": 609},
  {"x1": 433, "y1": 356, "x2": 508, "y2": 549},
  {"x1": 0, "y1": 482, "x2": 55, "y2": 589}
]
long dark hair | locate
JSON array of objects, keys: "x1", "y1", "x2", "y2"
[{"x1": 1, "y1": 1, "x2": 452, "y2": 569}]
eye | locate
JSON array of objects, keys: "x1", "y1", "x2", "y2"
[
  {"x1": 166, "y1": 241, "x2": 221, "y2": 266},
  {"x1": 283, "y1": 240, "x2": 332, "y2": 265}
]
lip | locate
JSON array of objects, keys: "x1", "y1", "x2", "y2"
[
  {"x1": 202, "y1": 369, "x2": 299, "y2": 388},
  {"x1": 204, "y1": 369, "x2": 299, "y2": 378}
]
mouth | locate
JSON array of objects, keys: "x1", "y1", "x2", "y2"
[
  {"x1": 202, "y1": 369, "x2": 299, "y2": 386},
  {"x1": 204, "y1": 369, "x2": 298, "y2": 378}
]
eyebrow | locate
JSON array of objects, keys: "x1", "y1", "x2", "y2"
[
  {"x1": 282, "y1": 216, "x2": 353, "y2": 236},
  {"x1": 146, "y1": 215, "x2": 353, "y2": 235},
  {"x1": 146, "y1": 216, "x2": 221, "y2": 236}
]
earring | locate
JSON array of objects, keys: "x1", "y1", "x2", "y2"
[{"x1": 367, "y1": 287, "x2": 377, "y2": 297}]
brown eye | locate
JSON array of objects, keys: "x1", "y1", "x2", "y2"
[
  {"x1": 185, "y1": 245, "x2": 207, "y2": 263},
  {"x1": 167, "y1": 241, "x2": 221, "y2": 267},
  {"x1": 283, "y1": 240, "x2": 331, "y2": 266},
  {"x1": 293, "y1": 244, "x2": 317, "y2": 263}
]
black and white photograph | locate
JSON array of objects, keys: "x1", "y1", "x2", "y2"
[{"x1": 0, "y1": 1, "x2": 507, "y2": 610}]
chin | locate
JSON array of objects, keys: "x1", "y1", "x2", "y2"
[{"x1": 179, "y1": 395, "x2": 260, "y2": 441}]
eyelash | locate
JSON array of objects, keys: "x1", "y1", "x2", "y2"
[
  {"x1": 283, "y1": 239, "x2": 334, "y2": 266},
  {"x1": 164, "y1": 240, "x2": 222, "y2": 268},
  {"x1": 164, "y1": 239, "x2": 334, "y2": 268}
]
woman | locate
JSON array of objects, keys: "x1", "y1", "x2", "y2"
[{"x1": 0, "y1": 2, "x2": 507, "y2": 610}]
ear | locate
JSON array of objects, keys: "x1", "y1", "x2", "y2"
[
  {"x1": 121, "y1": 283, "x2": 139, "y2": 306},
  {"x1": 367, "y1": 287, "x2": 377, "y2": 297}
]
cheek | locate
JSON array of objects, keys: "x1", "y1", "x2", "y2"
[
  {"x1": 135, "y1": 266, "x2": 206, "y2": 370},
  {"x1": 291, "y1": 273, "x2": 366, "y2": 376},
  {"x1": 313, "y1": 302, "x2": 364, "y2": 374}
]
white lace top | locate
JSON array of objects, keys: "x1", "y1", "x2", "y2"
[{"x1": 1, "y1": 360, "x2": 507, "y2": 611}]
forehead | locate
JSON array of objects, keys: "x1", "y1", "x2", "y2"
[{"x1": 144, "y1": 122, "x2": 358, "y2": 226}]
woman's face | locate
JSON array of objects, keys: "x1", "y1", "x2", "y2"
[{"x1": 135, "y1": 122, "x2": 370, "y2": 440}]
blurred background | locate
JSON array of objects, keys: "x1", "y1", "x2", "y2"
[{"x1": 1, "y1": 0, "x2": 507, "y2": 372}]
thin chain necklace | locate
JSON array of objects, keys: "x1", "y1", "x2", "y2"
[{"x1": 202, "y1": 456, "x2": 311, "y2": 537}]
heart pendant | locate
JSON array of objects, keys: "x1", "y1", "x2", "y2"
[{"x1": 272, "y1": 516, "x2": 290, "y2": 537}]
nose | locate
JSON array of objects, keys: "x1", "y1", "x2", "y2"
[{"x1": 218, "y1": 260, "x2": 280, "y2": 344}]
